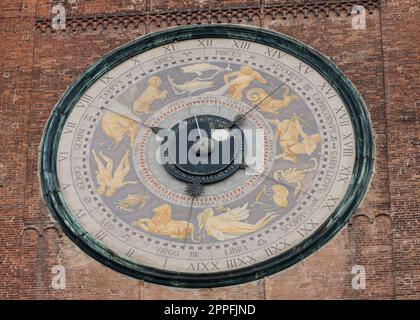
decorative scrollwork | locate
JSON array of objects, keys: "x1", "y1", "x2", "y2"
[{"x1": 35, "y1": 1, "x2": 380, "y2": 34}]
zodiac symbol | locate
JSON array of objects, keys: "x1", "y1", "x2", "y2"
[
  {"x1": 204, "y1": 66, "x2": 267, "y2": 100},
  {"x1": 224, "y1": 66, "x2": 267, "y2": 100},
  {"x1": 197, "y1": 204, "x2": 277, "y2": 241},
  {"x1": 180, "y1": 63, "x2": 231, "y2": 80},
  {"x1": 271, "y1": 185, "x2": 289, "y2": 208},
  {"x1": 132, "y1": 76, "x2": 167, "y2": 116},
  {"x1": 101, "y1": 111, "x2": 139, "y2": 148},
  {"x1": 182, "y1": 50, "x2": 193, "y2": 57},
  {"x1": 167, "y1": 63, "x2": 232, "y2": 95},
  {"x1": 251, "y1": 184, "x2": 289, "y2": 209},
  {"x1": 167, "y1": 75, "x2": 214, "y2": 95},
  {"x1": 92, "y1": 149, "x2": 137, "y2": 197},
  {"x1": 116, "y1": 192, "x2": 150, "y2": 212},
  {"x1": 246, "y1": 86, "x2": 299, "y2": 114},
  {"x1": 250, "y1": 186, "x2": 276, "y2": 211},
  {"x1": 270, "y1": 116, "x2": 320, "y2": 163},
  {"x1": 133, "y1": 204, "x2": 197, "y2": 242},
  {"x1": 273, "y1": 158, "x2": 318, "y2": 196}
]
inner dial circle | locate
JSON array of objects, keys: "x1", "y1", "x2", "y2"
[
  {"x1": 163, "y1": 114, "x2": 244, "y2": 184},
  {"x1": 133, "y1": 95, "x2": 276, "y2": 208}
]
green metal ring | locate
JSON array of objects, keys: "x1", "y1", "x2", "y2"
[{"x1": 39, "y1": 24, "x2": 375, "y2": 288}]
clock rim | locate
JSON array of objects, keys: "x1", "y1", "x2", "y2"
[{"x1": 39, "y1": 24, "x2": 375, "y2": 288}]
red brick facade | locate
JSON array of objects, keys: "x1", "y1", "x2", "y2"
[{"x1": 0, "y1": 0, "x2": 418, "y2": 299}]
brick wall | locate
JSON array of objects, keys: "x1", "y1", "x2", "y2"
[{"x1": 0, "y1": 0, "x2": 418, "y2": 299}]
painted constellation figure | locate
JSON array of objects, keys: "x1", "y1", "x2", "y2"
[{"x1": 92, "y1": 149, "x2": 137, "y2": 197}]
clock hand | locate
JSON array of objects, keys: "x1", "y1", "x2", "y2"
[
  {"x1": 183, "y1": 183, "x2": 204, "y2": 248},
  {"x1": 181, "y1": 66, "x2": 209, "y2": 157},
  {"x1": 182, "y1": 67, "x2": 203, "y2": 140},
  {"x1": 98, "y1": 104, "x2": 166, "y2": 134},
  {"x1": 183, "y1": 195, "x2": 196, "y2": 249},
  {"x1": 193, "y1": 113, "x2": 202, "y2": 140}
]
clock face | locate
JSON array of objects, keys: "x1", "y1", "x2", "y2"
[{"x1": 40, "y1": 25, "x2": 374, "y2": 287}]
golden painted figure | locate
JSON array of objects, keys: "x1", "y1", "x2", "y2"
[
  {"x1": 132, "y1": 76, "x2": 167, "y2": 116},
  {"x1": 270, "y1": 116, "x2": 320, "y2": 163},
  {"x1": 92, "y1": 149, "x2": 137, "y2": 197},
  {"x1": 273, "y1": 158, "x2": 318, "y2": 195},
  {"x1": 250, "y1": 184, "x2": 289, "y2": 209},
  {"x1": 271, "y1": 185, "x2": 289, "y2": 208},
  {"x1": 224, "y1": 66, "x2": 267, "y2": 100},
  {"x1": 133, "y1": 204, "x2": 197, "y2": 241},
  {"x1": 116, "y1": 192, "x2": 150, "y2": 212},
  {"x1": 197, "y1": 204, "x2": 277, "y2": 241},
  {"x1": 203, "y1": 66, "x2": 266, "y2": 99},
  {"x1": 180, "y1": 63, "x2": 231, "y2": 80},
  {"x1": 246, "y1": 86, "x2": 299, "y2": 114},
  {"x1": 167, "y1": 75, "x2": 214, "y2": 95},
  {"x1": 250, "y1": 186, "x2": 275, "y2": 211},
  {"x1": 101, "y1": 111, "x2": 139, "y2": 147}
]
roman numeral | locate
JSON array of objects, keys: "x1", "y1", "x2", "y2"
[
  {"x1": 232, "y1": 40, "x2": 251, "y2": 50},
  {"x1": 264, "y1": 47, "x2": 285, "y2": 60},
  {"x1": 318, "y1": 82, "x2": 337, "y2": 100},
  {"x1": 342, "y1": 133, "x2": 354, "y2": 157},
  {"x1": 334, "y1": 105, "x2": 351, "y2": 127},
  {"x1": 95, "y1": 230, "x2": 107, "y2": 241},
  {"x1": 343, "y1": 133, "x2": 353, "y2": 141},
  {"x1": 225, "y1": 255, "x2": 256, "y2": 269},
  {"x1": 226, "y1": 259, "x2": 237, "y2": 269},
  {"x1": 74, "y1": 209, "x2": 87, "y2": 219},
  {"x1": 61, "y1": 183, "x2": 71, "y2": 190},
  {"x1": 163, "y1": 44, "x2": 175, "y2": 52},
  {"x1": 58, "y1": 152, "x2": 69, "y2": 162},
  {"x1": 189, "y1": 251, "x2": 199, "y2": 258},
  {"x1": 295, "y1": 62, "x2": 312, "y2": 74},
  {"x1": 76, "y1": 94, "x2": 92, "y2": 108},
  {"x1": 126, "y1": 248, "x2": 135, "y2": 257},
  {"x1": 131, "y1": 57, "x2": 141, "y2": 65},
  {"x1": 337, "y1": 165, "x2": 352, "y2": 183},
  {"x1": 322, "y1": 195, "x2": 340, "y2": 210},
  {"x1": 63, "y1": 122, "x2": 76, "y2": 134},
  {"x1": 100, "y1": 74, "x2": 113, "y2": 85},
  {"x1": 187, "y1": 262, "x2": 219, "y2": 271},
  {"x1": 297, "y1": 220, "x2": 319, "y2": 237},
  {"x1": 197, "y1": 39, "x2": 213, "y2": 47},
  {"x1": 264, "y1": 241, "x2": 291, "y2": 257},
  {"x1": 343, "y1": 142, "x2": 354, "y2": 157},
  {"x1": 339, "y1": 119, "x2": 351, "y2": 127}
]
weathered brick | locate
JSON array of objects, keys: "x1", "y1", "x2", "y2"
[{"x1": 0, "y1": 0, "x2": 418, "y2": 299}]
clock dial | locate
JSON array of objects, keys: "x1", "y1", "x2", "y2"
[{"x1": 40, "y1": 25, "x2": 374, "y2": 287}]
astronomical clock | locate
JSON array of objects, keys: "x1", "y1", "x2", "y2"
[{"x1": 40, "y1": 25, "x2": 374, "y2": 287}]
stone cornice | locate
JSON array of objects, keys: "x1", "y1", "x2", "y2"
[{"x1": 35, "y1": 0, "x2": 381, "y2": 33}]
